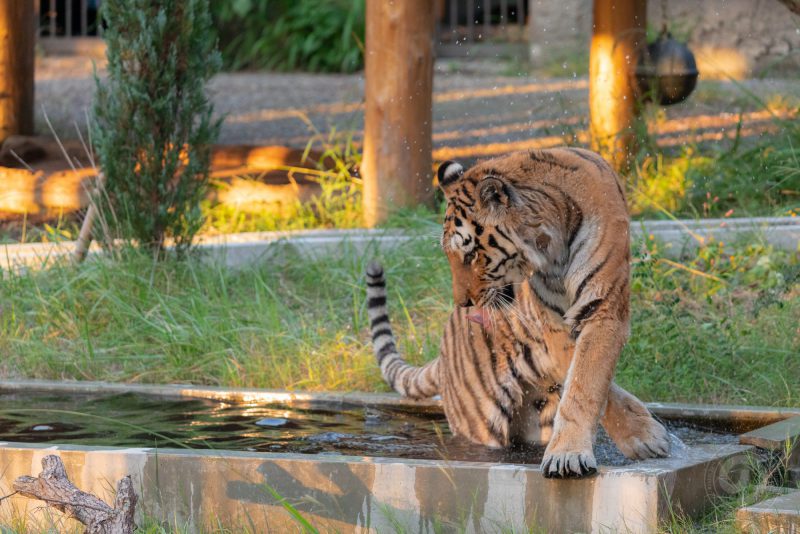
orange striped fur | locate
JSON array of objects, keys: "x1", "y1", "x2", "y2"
[{"x1": 366, "y1": 148, "x2": 670, "y2": 478}]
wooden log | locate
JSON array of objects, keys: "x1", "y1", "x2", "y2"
[
  {"x1": 362, "y1": 0, "x2": 436, "y2": 227},
  {"x1": 13, "y1": 455, "x2": 137, "y2": 534},
  {"x1": 588, "y1": 0, "x2": 646, "y2": 171},
  {"x1": 0, "y1": 0, "x2": 35, "y2": 144}
]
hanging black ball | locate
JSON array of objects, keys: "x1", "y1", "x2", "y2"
[{"x1": 635, "y1": 31, "x2": 699, "y2": 106}]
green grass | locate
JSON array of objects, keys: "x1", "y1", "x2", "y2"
[
  {"x1": 1, "y1": 230, "x2": 797, "y2": 406},
  {"x1": 627, "y1": 86, "x2": 800, "y2": 219}
]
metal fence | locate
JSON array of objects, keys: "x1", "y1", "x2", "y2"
[
  {"x1": 37, "y1": 0, "x2": 101, "y2": 38},
  {"x1": 37, "y1": 0, "x2": 527, "y2": 59},
  {"x1": 437, "y1": 0, "x2": 528, "y2": 57}
]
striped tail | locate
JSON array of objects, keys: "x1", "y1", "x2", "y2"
[{"x1": 365, "y1": 261, "x2": 440, "y2": 399}]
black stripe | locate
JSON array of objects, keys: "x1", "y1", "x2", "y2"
[
  {"x1": 475, "y1": 335, "x2": 512, "y2": 414},
  {"x1": 473, "y1": 221, "x2": 484, "y2": 236},
  {"x1": 530, "y1": 150, "x2": 579, "y2": 171},
  {"x1": 384, "y1": 357, "x2": 404, "y2": 378},
  {"x1": 531, "y1": 285, "x2": 566, "y2": 316},
  {"x1": 566, "y1": 147, "x2": 606, "y2": 173},
  {"x1": 506, "y1": 353, "x2": 521, "y2": 381},
  {"x1": 367, "y1": 296, "x2": 386, "y2": 308},
  {"x1": 371, "y1": 327, "x2": 393, "y2": 340},
  {"x1": 370, "y1": 314, "x2": 389, "y2": 328},
  {"x1": 567, "y1": 206, "x2": 584, "y2": 248},
  {"x1": 614, "y1": 177, "x2": 625, "y2": 201},
  {"x1": 487, "y1": 234, "x2": 510, "y2": 257},
  {"x1": 376, "y1": 343, "x2": 396, "y2": 363},
  {"x1": 574, "y1": 253, "x2": 611, "y2": 302},
  {"x1": 488, "y1": 252, "x2": 518, "y2": 275},
  {"x1": 494, "y1": 225, "x2": 513, "y2": 243},
  {"x1": 465, "y1": 334, "x2": 512, "y2": 434},
  {"x1": 521, "y1": 343, "x2": 543, "y2": 378},
  {"x1": 485, "y1": 336, "x2": 516, "y2": 407},
  {"x1": 366, "y1": 280, "x2": 384, "y2": 288},
  {"x1": 571, "y1": 298, "x2": 604, "y2": 338}
]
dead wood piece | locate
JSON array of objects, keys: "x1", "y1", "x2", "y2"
[{"x1": 13, "y1": 455, "x2": 137, "y2": 534}]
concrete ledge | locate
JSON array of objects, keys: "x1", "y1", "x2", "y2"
[
  {"x1": 2, "y1": 216, "x2": 798, "y2": 273},
  {"x1": 0, "y1": 441, "x2": 754, "y2": 533},
  {"x1": 737, "y1": 490, "x2": 800, "y2": 533}
]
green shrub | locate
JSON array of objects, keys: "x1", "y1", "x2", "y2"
[
  {"x1": 93, "y1": 0, "x2": 222, "y2": 254},
  {"x1": 212, "y1": 0, "x2": 365, "y2": 72}
]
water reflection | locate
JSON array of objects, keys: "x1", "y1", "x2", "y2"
[{"x1": 0, "y1": 391, "x2": 736, "y2": 466}]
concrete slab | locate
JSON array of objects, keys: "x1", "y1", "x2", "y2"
[
  {"x1": 741, "y1": 417, "x2": 800, "y2": 451},
  {"x1": 737, "y1": 490, "x2": 800, "y2": 533},
  {"x1": 2, "y1": 216, "x2": 799, "y2": 272}
]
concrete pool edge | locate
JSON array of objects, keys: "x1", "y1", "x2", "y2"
[
  {"x1": 0, "y1": 379, "x2": 797, "y2": 532},
  {"x1": 2, "y1": 378, "x2": 800, "y2": 425},
  {"x1": 0, "y1": 441, "x2": 756, "y2": 533}
]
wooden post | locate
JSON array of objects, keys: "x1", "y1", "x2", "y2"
[
  {"x1": 0, "y1": 0, "x2": 35, "y2": 144},
  {"x1": 362, "y1": 0, "x2": 436, "y2": 227},
  {"x1": 589, "y1": 0, "x2": 646, "y2": 171}
]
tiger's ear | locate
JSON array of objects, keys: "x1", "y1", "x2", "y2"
[
  {"x1": 477, "y1": 176, "x2": 519, "y2": 215},
  {"x1": 437, "y1": 160, "x2": 464, "y2": 197}
]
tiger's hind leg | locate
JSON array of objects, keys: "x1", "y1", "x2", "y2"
[{"x1": 602, "y1": 383, "x2": 670, "y2": 460}]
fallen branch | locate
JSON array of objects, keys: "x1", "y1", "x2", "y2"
[
  {"x1": 74, "y1": 171, "x2": 106, "y2": 263},
  {"x1": 13, "y1": 455, "x2": 136, "y2": 534}
]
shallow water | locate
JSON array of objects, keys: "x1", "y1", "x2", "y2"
[{"x1": 0, "y1": 391, "x2": 737, "y2": 466}]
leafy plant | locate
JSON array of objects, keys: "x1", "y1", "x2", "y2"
[
  {"x1": 212, "y1": 0, "x2": 365, "y2": 72},
  {"x1": 93, "y1": 0, "x2": 222, "y2": 254}
]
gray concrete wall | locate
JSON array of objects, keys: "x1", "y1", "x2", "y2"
[{"x1": 528, "y1": 0, "x2": 800, "y2": 77}]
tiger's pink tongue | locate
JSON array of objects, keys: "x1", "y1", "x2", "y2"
[{"x1": 467, "y1": 307, "x2": 491, "y2": 328}]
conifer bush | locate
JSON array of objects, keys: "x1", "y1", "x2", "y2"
[{"x1": 93, "y1": 0, "x2": 221, "y2": 254}]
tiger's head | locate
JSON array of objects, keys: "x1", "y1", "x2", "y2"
[{"x1": 438, "y1": 159, "x2": 540, "y2": 313}]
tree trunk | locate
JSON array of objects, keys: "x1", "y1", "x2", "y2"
[
  {"x1": 589, "y1": 0, "x2": 646, "y2": 171},
  {"x1": 362, "y1": 0, "x2": 436, "y2": 227},
  {"x1": 0, "y1": 0, "x2": 35, "y2": 144}
]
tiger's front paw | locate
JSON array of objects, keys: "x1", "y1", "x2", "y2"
[{"x1": 541, "y1": 445, "x2": 597, "y2": 479}]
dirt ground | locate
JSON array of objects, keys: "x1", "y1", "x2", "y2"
[{"x1": 34, "y1": 56, "x2": 800, "y2": 166}]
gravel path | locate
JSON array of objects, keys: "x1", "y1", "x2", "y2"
[{"x1": 34, "y1": 56, "x2": 799, "y2": 165}]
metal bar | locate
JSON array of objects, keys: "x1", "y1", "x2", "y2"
[
  {"x1": 66, "y1": 0, "x2": 72, "y2": 37},
  {"x1": 466, "y1": 0, "x2": 475, "y2": 41},
  {"x1": 517, "y1": 0, "x2": 524, "y2": 26},
  {"x1": 482, "y1": 0, "x2": 491, "y2": 41},
  {"x1": 48, "y1": 0, "x2": 56, "y2": 37},
  {"x1": 500, "y1": 0, "x2": 507, "y2": 26},
  {"x1": 81, "y1": 0, "x2": 88, "y2": 36},
  {"x1": 34, "y1": 0, "x2": 41, "y2": 35},
  {"x1": 449, "y1": 0, "x2": 457, "y2": 37}
]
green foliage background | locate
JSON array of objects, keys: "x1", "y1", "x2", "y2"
[
  {"x1": 93, "y1": 0, "x2": 222, "y2": 253},
  {"x1": 211, "y1": 0, "x2": 365, "y2": 72}
]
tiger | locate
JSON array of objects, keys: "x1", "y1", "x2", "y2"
[{"x1": 365, "y1": 148, "x2": 671, "y2": 478}]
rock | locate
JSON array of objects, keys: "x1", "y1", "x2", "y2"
[
  {"x1": 255, "y1": 417, "x2": 288, "y2": 427},
  {"x1": 0, "y1": 136, "x2": 48, "y2": 167}
]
